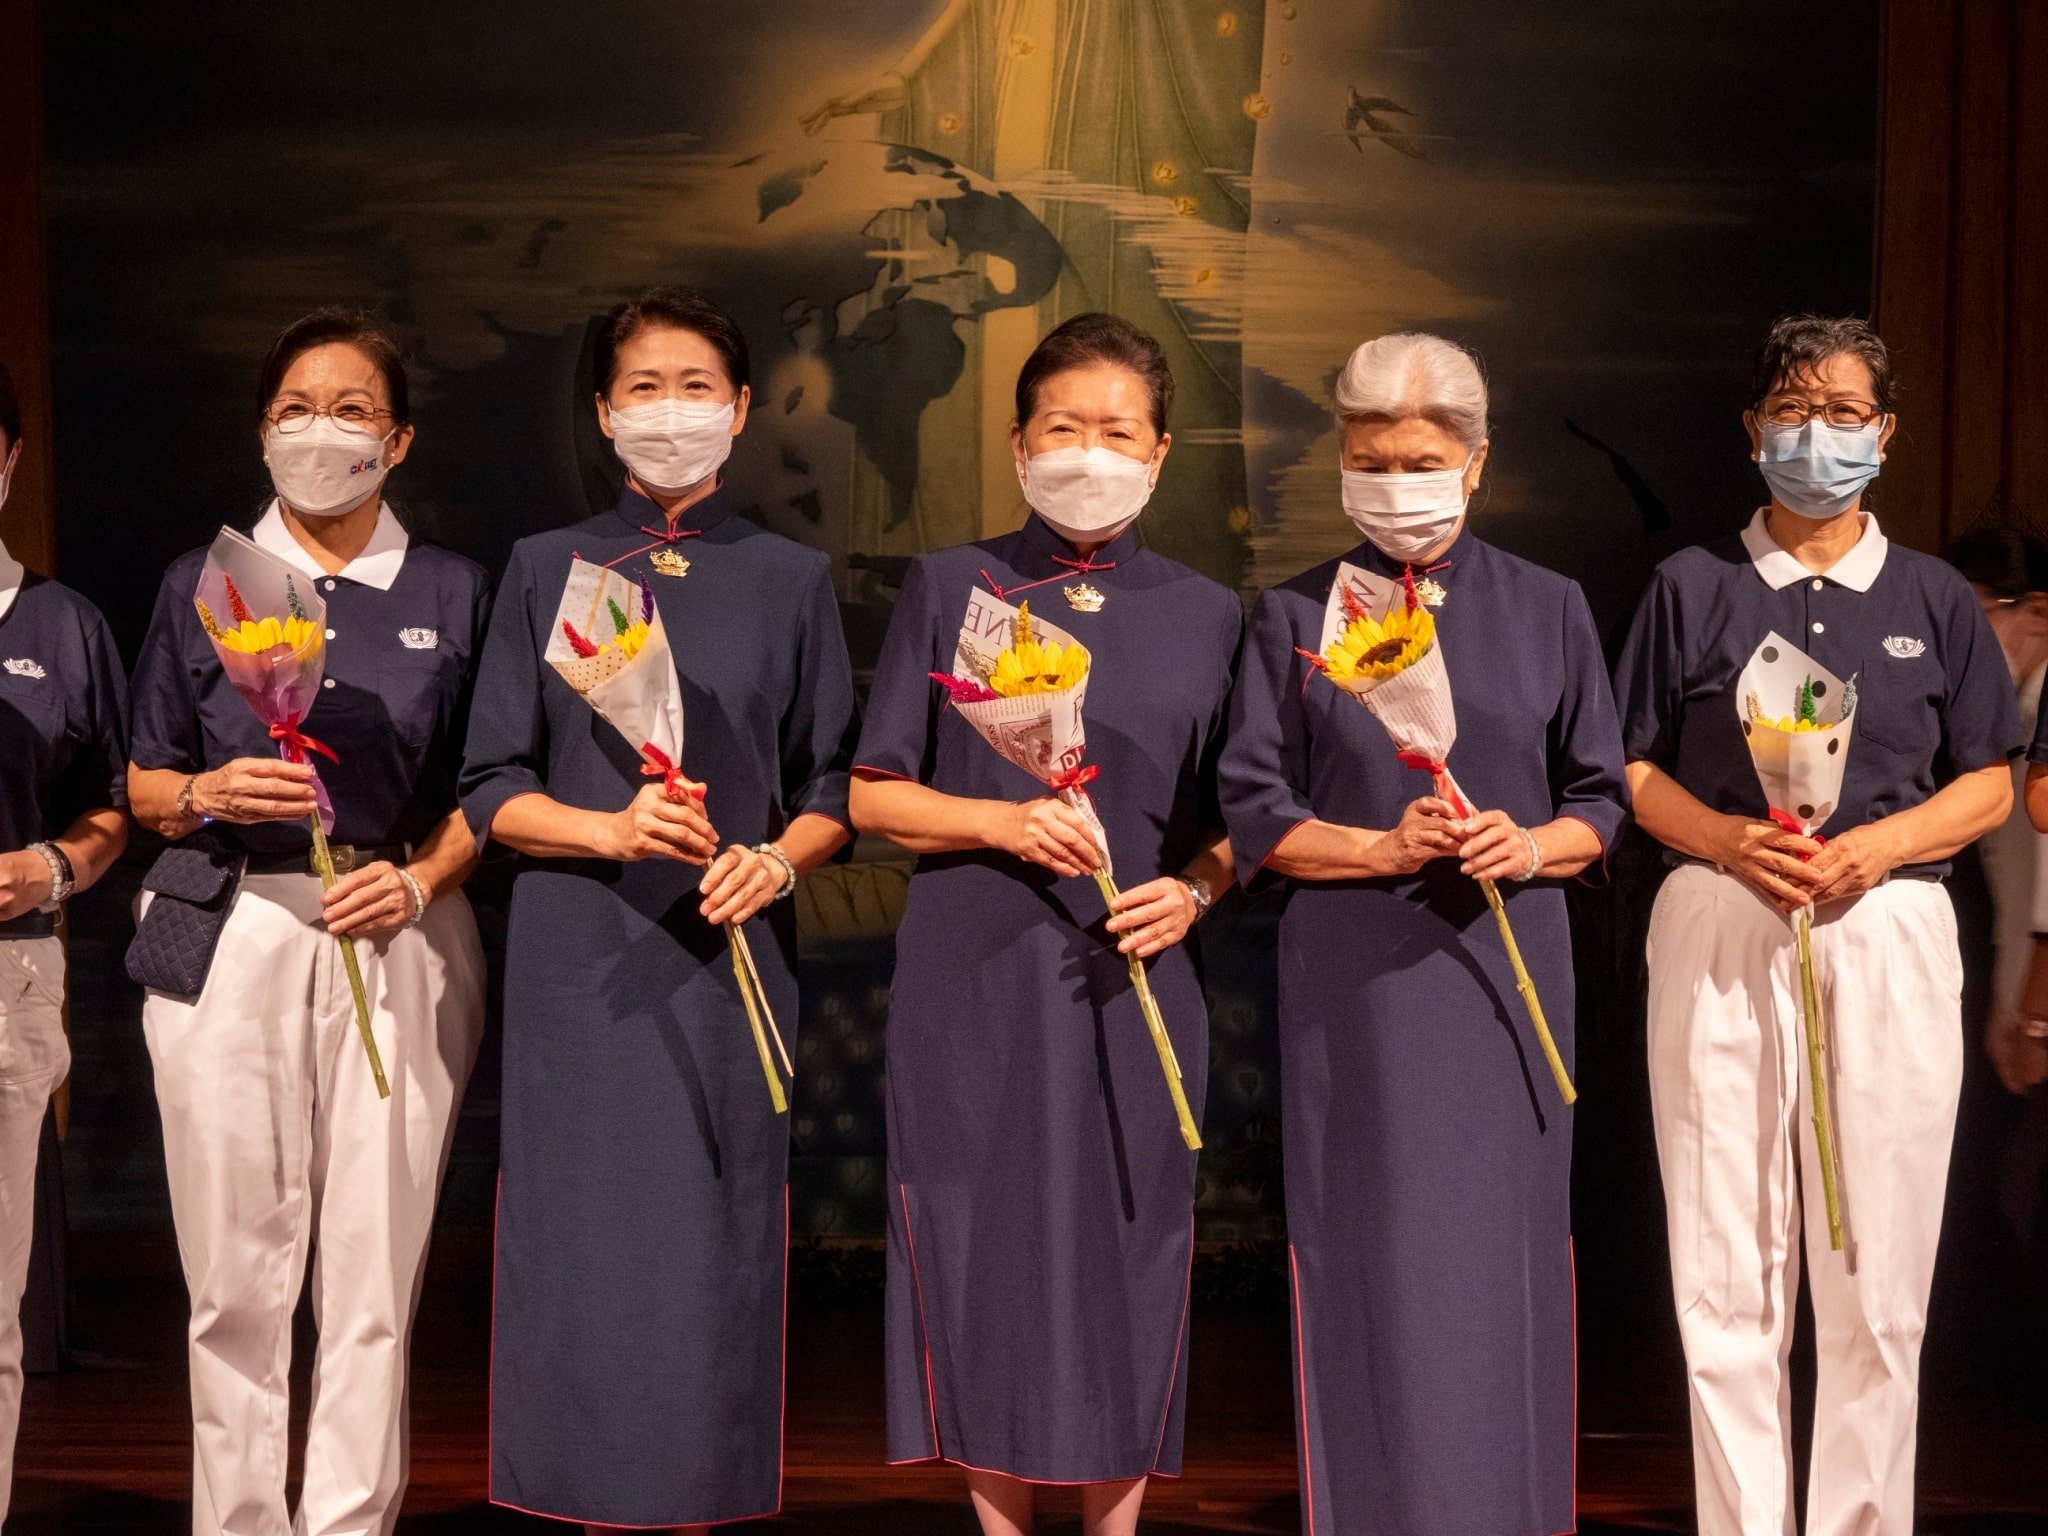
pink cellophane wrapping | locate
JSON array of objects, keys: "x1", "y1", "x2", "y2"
[{"x1": 194, "y1": 527, "x2": 335, "y2": 831}]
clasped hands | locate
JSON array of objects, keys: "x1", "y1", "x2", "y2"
[
  {"x1": 989, "y1": 795, "x2": 1198, "y2": 960},
  {"x1": 1368, "y1": 796, "x2": 1540, "y2": 882},
  {"x1": 599, "y1": 780, "x2": 785, "y2": 927},
  {"x1": 1709, "y1": 815, "x2": 1900, "y2": 916}
]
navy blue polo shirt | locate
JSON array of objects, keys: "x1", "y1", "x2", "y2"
[
  {"x1": 1615, "y1": 510, "x2": 2018, "y2": 877},
  {"x1": 129, "y1": 504, "x2": 492, "y2": 853},
  {"x1": 0, "y1": 547, "x2": 129, "y2": 855}
]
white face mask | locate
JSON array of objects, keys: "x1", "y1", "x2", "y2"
[
  {"x1": 265, "y1": 419, "x2": 392, "y2": 517},
  {"x1": 608, "y1": 399, "x2": 736, "y2": 494},
  {"x1": 0, "y1": 446, "x2": 13, "y2": 512},
  {"x1": 1339, "y1": 460, "x2": 1471, "y2": 563},
  {"x1": 1018, "y1": 446, "x2": 1156, "y2": 543}
]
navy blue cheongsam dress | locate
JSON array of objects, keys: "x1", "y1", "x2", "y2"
[
  {"x1": 459, "y1": 487, "x2": 858, "y2": 1527},
  {"x1": 1218, "y1": 529, "x2": 1628, "y2": 1536},
  {"x1": 855, "y1": 513, "x2": 1242, "y2": 1483}
]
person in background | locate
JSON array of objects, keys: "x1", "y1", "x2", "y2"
[
  {"x1": 126, "y1": 310, "x2": 489, "y2": 1536},
  {"x1": 461, "y1": 286, "x2": 858, "y2": 1532},
  {"x1": 1948, "y1": 527, "x2": 2048, "y2": 1093},
  {"x1": 1978, "y1": 530, "x2": 2048, "y2": 1418},
  {"x1": 1616, "y1": 315, "x2": 2017, "y2": 1536},
  {"x1": 1218, "y1": 331, "x2": 1626, "y2": 1536},
  {"x1": 0, "y1": 361, "x2": 129, "y2": 1526},
  {"x1": 851, "y1": 313, "x2": 1239, "y2": 1536}
]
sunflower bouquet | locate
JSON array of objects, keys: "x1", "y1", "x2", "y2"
[
  {"x1": 194, "y1": 527, "x2": 387, "y2": 1098},
  {"x1": 934, "y1": 592, "x2": 1202, "y2": 1150},
  {"x1": 1303, "y1": 565, "x2": 1577, "y2": 1105},
  {"x1": 1738, "y1": 631, "x2": 1857, "y2": 1249},
  {"x1": 544, "y1": 557, "x2": 790, "y2": 1114}
]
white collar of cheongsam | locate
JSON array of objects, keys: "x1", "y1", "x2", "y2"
[
  {"x1": 252, "y1": 498, "x2": 410, "y2": 592},
  {"x1": 0, "y1": 535, "x2": 21, "y2": 623},
  {"x1": 1740, "y1": 506, "x2": 1888, "y2": 594}
]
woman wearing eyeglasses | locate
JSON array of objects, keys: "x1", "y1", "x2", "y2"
[
  {"x1": 1614, "y1": 315, "x2": 2017, "y2": 1536},
  {"x1": 125, "y1": 309, "x2": 489, "y2": 1536}
]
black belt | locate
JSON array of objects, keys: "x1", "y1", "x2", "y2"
[
  {"x1": 0, "y1": 911, "x2": 55, "y2": 940},
  {"x1": 242, "y1": 841, "x2": 411, "y2": 877}
]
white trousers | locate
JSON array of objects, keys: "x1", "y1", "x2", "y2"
[
  {"x1": 142, "y1": 875, "x2": 484, "y2": 1536},
  {"x1": 0, "y1": 935, "x2": 66, "y2": 1526},
  {"x1": 1646, "y1": 864, "x2": 1963, "y2": 1536}
]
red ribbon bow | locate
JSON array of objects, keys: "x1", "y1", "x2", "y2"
[
  {"x1": 1767, "y1": 808, "x2": 1826, "y2": 855},
  {"x1": 639, "y1": 743, "x2": 702, "y2": 802},
  {"x1": 269, "y1": 714, "x2": 339, "y2": 766},
  {"x1": 1050, "y1": 763, "x2": 1100, "y2": 793}
]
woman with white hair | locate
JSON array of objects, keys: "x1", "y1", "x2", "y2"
[{"x1": 1218, "y1": 332, "x2": 1628, "y2": 1535}]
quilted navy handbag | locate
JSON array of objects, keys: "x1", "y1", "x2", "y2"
[{"x1": 124, "y1": 830, "x2": 247, "y2": 998}]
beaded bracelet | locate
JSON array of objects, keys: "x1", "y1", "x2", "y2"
[{"x1": 754, "y1": 842, "x2": 798, "y2": 901}]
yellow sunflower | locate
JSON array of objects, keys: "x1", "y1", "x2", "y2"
[
  {"x1": 988, "y1": 602, "x2": 1090, "y2": 697},
  {"x1": 1322, "y1": 605, "x2": 1434, "y2": 683},
  {"x1": 216, "y1": 613, "x2": 321, "y2": 655}
]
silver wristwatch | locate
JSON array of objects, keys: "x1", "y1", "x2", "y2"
[{"x1": 1180, "y1": 875, "x2": 1213, "y2": 916}]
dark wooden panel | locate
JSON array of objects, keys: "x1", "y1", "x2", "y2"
[
  {"x1": 2009, "y1": 0, "x2": 2048, "y2": 519},
  {"x1": 1874, "y1": 0, "x2": 2048, "y2": 551},
  {"x1": 0, "y1": 0, "x2": 54, "y2": 576},
  {"x1": 1871, "y1": 0, "x2": 1958, "y2": 552},
  {"x1": 1941, "y1": 0, "x2": 2016, "y2": 539}
]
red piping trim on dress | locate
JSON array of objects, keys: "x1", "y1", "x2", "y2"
[
  {"x1": 1254, "y1": 817, "x2": 1318, "y2": 888},
  {"x1": 1290, "y1": 1244, "x2": 1318, "y2": 1536},
  {"x1": 1556, "y1": 814, "x2": 1613, "y2": 889},
  {"x1": 890, "y1": 1184, "x2": 1178, "y2": 1486},
  {"x1": 898, "y1": 1182, "x2": 943, "y2": 1459},
  {"x1": 482, "y1": 1174, "x2": 787, "y2": 1528},
  {"x1": 885, "y1": 1454, "x2": 1178, "y2": 1486},
  {"x1": 1556, "y1": 1236, "x2": 1579, "y2": 1536},
  {"x1": 1150, "y1": 1215, "x2": 1196, "y2": 1472}
]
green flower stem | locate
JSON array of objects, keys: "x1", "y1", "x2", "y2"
[
  {"x1": 1480, "y1": 877, "x2": 1577, "y2": 1106},
  {"x1": 1797, "y1": 905, "x2": 1845, "y2": 1251},
  {"x1": 1091, "y1": 870, "x2": 1202, "y2": 1151},
  {"x1": 307, "y1": 815, "x2": 391, "y2": 1101},
  {"x1": 730, "y1": 921, "x2": 794, "y2": 1075},
  {"x1": 728, "y1": 921, "x2": 788, "y2": 1115}
]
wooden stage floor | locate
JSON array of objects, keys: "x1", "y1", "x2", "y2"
[{"x1": 16, "y1": 1259, "x2": 2048, "y2": 1535}]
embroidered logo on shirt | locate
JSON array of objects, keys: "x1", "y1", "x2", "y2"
[
  {"x1": 397, "y1": 627, "x2": 439, "y2": 650},
  {"x1": 1882, "y1": 635, "x2": 1927, "y2": 659},
  {"x1": 1, "y1": 658, "x2": 45, "y2": 680}
]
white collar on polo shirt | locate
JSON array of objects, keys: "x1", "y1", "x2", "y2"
[
  {"x1": 1740, "y1": 506, "x2": 1888, "y2": 594},
  {"x1": 0, "y1": 535, "x2": 20, "y2": 623},
  {"x1": 251, "y1": 498, "x2": 409, "y2": 592}
]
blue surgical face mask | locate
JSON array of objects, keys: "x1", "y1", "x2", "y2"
[{"x1": 1755, "y1": 418, "x2": 1885, "y2": 520}]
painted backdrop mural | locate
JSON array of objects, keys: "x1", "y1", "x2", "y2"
[{"x1": 45, "y1": 0, "x2": 1876, "y2": 1240}]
